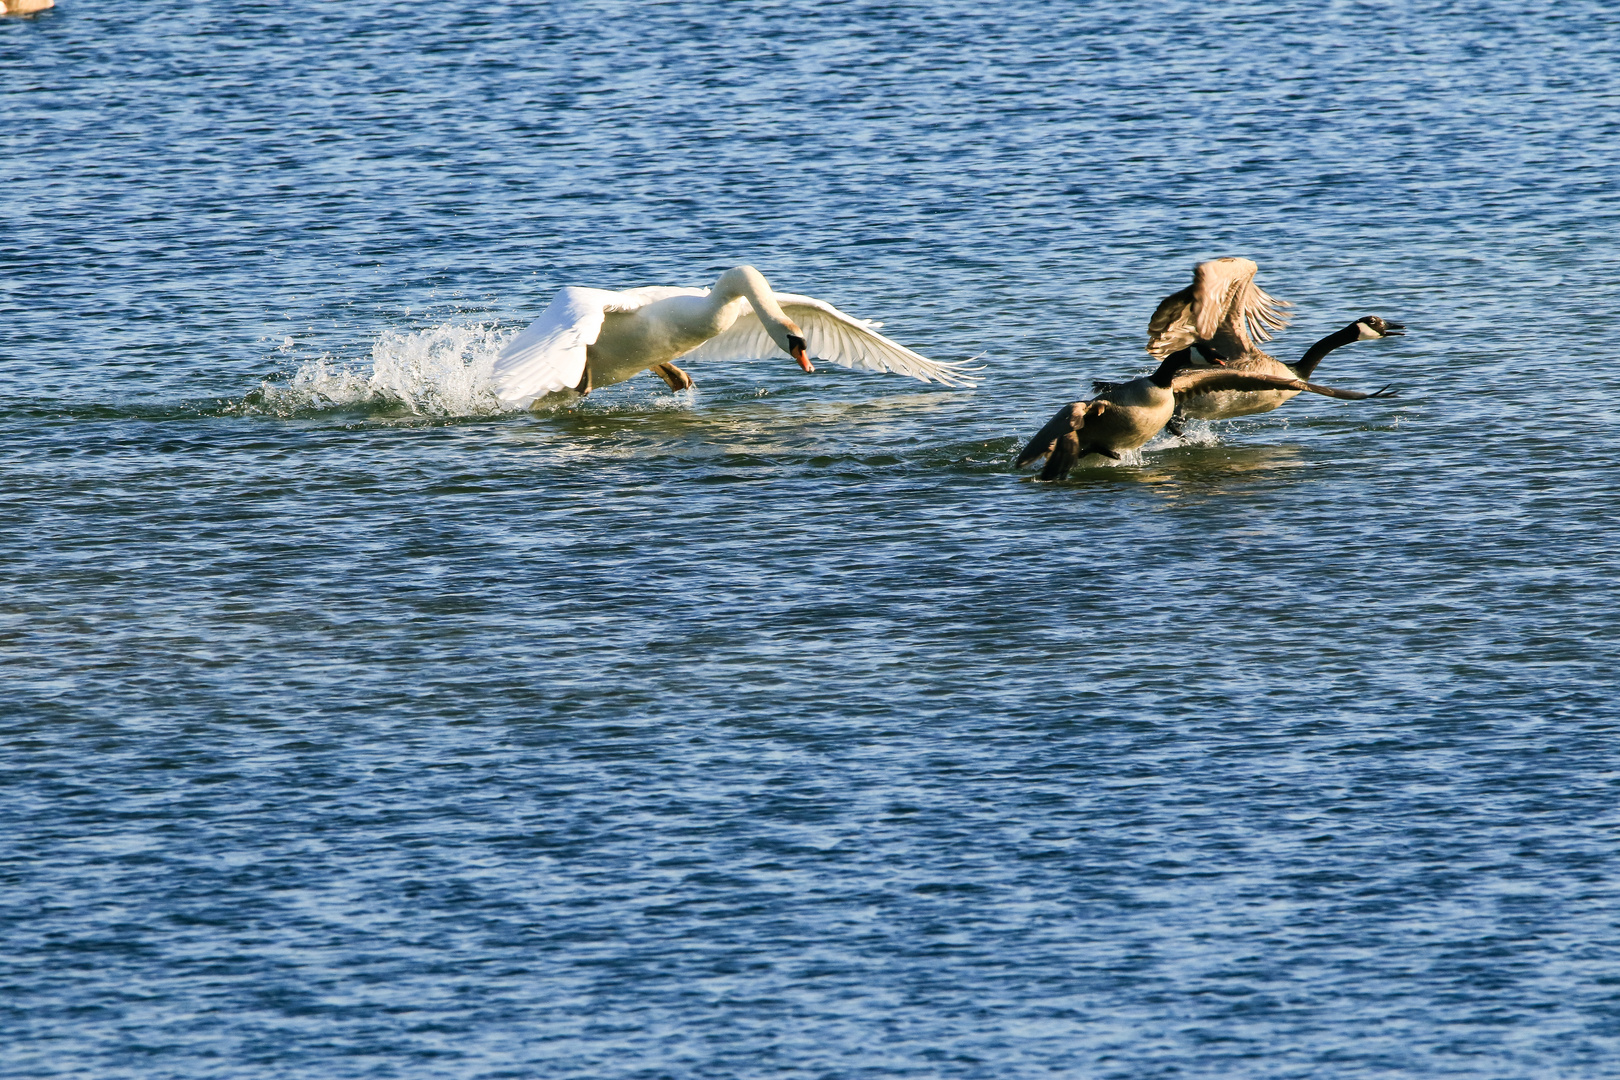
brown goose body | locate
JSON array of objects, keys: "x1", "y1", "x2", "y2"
[
  {"x1": 1138, "y1": 258, "x2": 1406, "y2": 421},
  {"x1": 1176, "y1": 349, "x2": 1301, "y2": 420},
  {"x1": 1020, "y1": 351, "x2": 1397, "y2": 481}
]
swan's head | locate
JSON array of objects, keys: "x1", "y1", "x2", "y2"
[
  {"x1": 787, "y1": 333, "x2": 812, "y2": 372},
  {"x1": 1355, "y1": 316, "x2": 1405, "y2": 340},
  {"x1": 766, "y1": 319, "x2": 814, "y2": 372}
]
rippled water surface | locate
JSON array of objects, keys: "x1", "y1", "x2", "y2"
[{"x1": 5, "y1": 2, "x2": 1620, "y2": 1076}]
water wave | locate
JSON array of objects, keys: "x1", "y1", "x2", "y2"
[{"x1": 231, "y1": 321, "x2": 514, "y2": 419}]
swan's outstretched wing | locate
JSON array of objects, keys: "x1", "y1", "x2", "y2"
[
  {"x1": 1171, "y1": 368, "x2": 1398, "y2": 401},
  {"x1": 490, "y1": 287, "x2": 612, "y2": 408},
  {"x1": 676, "y1": 293, "x2": 979, "y2": 387},
  {"x1": 490, "y1": 286, "x2": 706, "y2": 409},
  {"x1": 1147, "y1": 257, "x2": 1291, "y2": 360}
]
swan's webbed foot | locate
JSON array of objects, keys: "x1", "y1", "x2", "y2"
[
  {"x1": 653, "y1": 363, "x2": 695, "y2": 391},
  {"x1": 574, "y1": 365, "x2": 593, "y2": 395}
]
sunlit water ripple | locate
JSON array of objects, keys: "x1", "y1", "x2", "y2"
[{"x1": 3, "y1": 1, "x2": 1619, "y2": 1077}]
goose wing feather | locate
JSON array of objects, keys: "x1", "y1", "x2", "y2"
[
  {"x1": 1015, "y1": 400, "x2": 1098, "y2": 468},
  {"x1": 1171, "y1": 368, "x2": 1398, "y2": 401},
  {"x1": 677, "y1": 293, "x2": 979, "y2": 386},
  {"x1": 1016, "y1": 399, "x2": 1115, "y2": 479},
  {"x1": 490, "y1": 286, "x2": 705, "y2": 409},
  {"x1": 1146, "y1": 257, "x2": 1291, "y2": 360}
]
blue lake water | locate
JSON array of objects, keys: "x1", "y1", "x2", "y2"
[{"x1": 4, "y1": 1, "x2": 1620, "y2": 1076}]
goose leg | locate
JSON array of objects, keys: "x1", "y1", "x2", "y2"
[
  {"x1": 653, "y1": 363, "x2": 695, "y2": 391},
  {"x1": 1166, "y1": 411, "x2": 1186, "y2": 437}
]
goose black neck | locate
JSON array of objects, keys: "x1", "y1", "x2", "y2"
[
  {"x1": 1292, "y1": 323, "x2": 1362, "y2": 379},
  {"x1": 1148, "y1": 348, "x2": 1193, "y2": 389}
]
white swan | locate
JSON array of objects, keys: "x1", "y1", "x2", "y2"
[{"x1": 490, "y1": 265, "x2": 977, "y2": 409}]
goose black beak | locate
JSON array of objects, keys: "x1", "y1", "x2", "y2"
[{"x1": 1382, "y1": 322, "x2": 1406, "y2": 336}]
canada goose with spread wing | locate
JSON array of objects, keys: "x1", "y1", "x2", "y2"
[
  {"x1": 1018, "y1": 348, "x2": 1396, "y2": 481},
  {"x1": 1100, "y1": 258, "x2": 1405, "y2": 422}
]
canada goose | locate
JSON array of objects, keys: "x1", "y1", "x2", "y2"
[
  {"x1": 489, "y1": 265, "x2": 977, "y2": 409},
  {"x1": 1291, "y1": 315, "x2": 1406, "y2": 380},
  {"x1": 1116, "y1": 257, "x2": 1405, "y2": 422},
  {"x1": 1017, "y1": 349, "x2": 1396, "y2": 481}
]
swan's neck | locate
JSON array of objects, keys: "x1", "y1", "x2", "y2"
[
  {"x1": 709, "y1": 265, "x2": 790, "y2": 329},
  {"x1": 1292, "y1": 323, "x2": 1362, "y2": 379}
]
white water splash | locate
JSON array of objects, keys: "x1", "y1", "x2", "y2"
[
  {"x1": 238, "y1": 321, "x2": 515, "y2": 418},
  {"x1": 1145, "y1": 419, "x2": 1220, "y2": 451}
]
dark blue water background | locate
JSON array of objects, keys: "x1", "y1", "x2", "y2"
[{"x1": 4, "y1": 1, "x2": 1619, "y2": 1076}]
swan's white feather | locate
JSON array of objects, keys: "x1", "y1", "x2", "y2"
[
  {"x1": 490, "y1": 286, "x2": 708, "y2": 408},
  {"x1": 492, "y1": 274, "x2": 975, "y2": 406},
  {"x1": 677, "y1": 293, "x2": 977, "y2": 386},
  {"x1": 489, "y1": 287, "x2": 609, "y2": 408}
]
